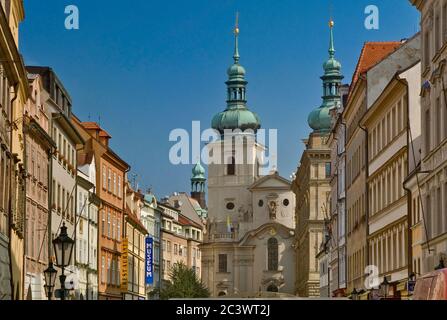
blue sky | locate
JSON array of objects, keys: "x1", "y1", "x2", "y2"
[{"x1": 20, "y1": 0, "x2": 419, "y2": 198}]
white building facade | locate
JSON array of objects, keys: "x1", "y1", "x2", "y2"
[{"x1": 74, "y1": 152, "x2": 99, "y2": 300}]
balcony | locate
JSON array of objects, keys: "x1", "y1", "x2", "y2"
[{"x1": 207, "y1": 221, "x2": 239, "y2": 242}]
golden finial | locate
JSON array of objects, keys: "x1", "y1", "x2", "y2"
[
  {"x1": 234, "y1": 11, "x2": 240, "y2": 35},
  {"x1": 329, "y1": 19, "x2": 334, "y2": 28}
]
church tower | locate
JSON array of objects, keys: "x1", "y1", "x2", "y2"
[
  {"x1": 308, "y1": 19, "x2": 344, "y2": 133},
  {"x1": 202, "y1": 14, "x2": 297, "y2": 298},
  {"x1": 293, "y1": 19, "x2": 344, "y2": 297},
  {"x1": 191, "y1": 162, "x2": 207, "y2": 209},
  {"x1": 207, "y1": 13, "x2": 265, "y2": 231}
]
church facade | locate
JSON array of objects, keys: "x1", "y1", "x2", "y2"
[{"x1": 200, "y1": 21, "x2": 296, "y2": 297}]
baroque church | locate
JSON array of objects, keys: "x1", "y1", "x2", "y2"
[{"x1": 200, "y1": 19, "x2": 297, "y2": 297}]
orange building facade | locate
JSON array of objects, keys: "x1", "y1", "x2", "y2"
[{"x1": 71, "y1": 119, "x2": 129, "y2": 300}]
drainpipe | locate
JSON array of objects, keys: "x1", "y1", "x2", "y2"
[
  {"x1": 47, "y1": 144, "x2": 54, "y2": 269},
  {"x1": 399, "y1": 77, "x2": 413, "y2": 278},
  {"x1": 358, "y1": 122, "x2": 369, "y2": 286},
  {"x1": 8, "y1": 82, "x2": 19, "y2": 299}
]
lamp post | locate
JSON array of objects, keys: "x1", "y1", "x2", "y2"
[
  {"x1": 380, "y1": 277, "x2": 390, "y2": 300},
  {"x1": 435, "y1": 259, "x2": 445, "y2": 271},
  {"x1": 351, "y1": 288, "x2": 358, "y2": 301},
  {"x1": 52, "y1": 223, "x2": 75, "y2": 301},
  {"x1": 43, "y1": 262, "x2": 57, "y2": 300}
]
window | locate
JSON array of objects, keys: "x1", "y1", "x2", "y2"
[
  {"x1": 103, "y1": 165, "x2": 107, "y2": 190},
  {"x1": 163, "y1": 240, "x2": 166, "y2": 251},
  {"x1": 268, "y1": 238, "x2": 279, "y2": 271},
  {"x1": 226, "y1": 202, "x2": 235, "y2": 210},
  {"x1": 436, "y1": 97, "x2": 442, "y2": 146},
  {"x1": 113, "y1": 172, "x2": 116, "y2": 195},
  {"x1": 102, "y1": 210, "x2": 105, "y2": 235},
  {"x1": 258, "y1": 199, "x2": 264, "y2": 207},
  {"x1": 107, "y1": 209, "x2": 111, "y2": 237},
  {"x1": 117, "y1": 220, "x2": 121, "y2": 241},
  {"x1": 167, "y1": 241, "x2": 171, "y2": 253},
  {"x1": 325, "y1": 162, "x2": 331, "y2": 178},
  {"x1": 112, "y1": 214, "x2": 116, "y2": 239},
  {"x1": 108, "y1": 169, "x2": 111, "y2": 192},
  {"x1": 107, "y1": 257, "x2": 111, "y2": 284},
  {"x1": 425, "y1": 109, "x2": 431, "y2": 154},
  {"x1": 174, "y1": 244, "x2": 178, "y2": 255},
  {"x1": 283, "y1": 199, "x2": 290, "y2": 207},
  {"x1": 101, "y1": 256, "x2": 105, "y2": 283},
  {"x1": 118, "y1": 176, "x2": 122, "y2": 198},
  {"x1": 227, "y1": 157, "x2": 235, "y2": 176},
  {"x1": 424, "y1": 30, "x2": 431, "y2": 69},
  {"x1": 426, "y1": 194, "x2": 432, "y2": 239},
  {"x1": 218, "y1": 254, "x2": 227, "y2": 273}
]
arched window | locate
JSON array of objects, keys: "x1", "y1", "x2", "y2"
[
  {"x1": 268, "y1": 238, "x2": 278, "y2": 271},
  {"x1": 218, "y1": 291, "x2": 227, "y2": 297},
  {"x1": 227, "y1": 157, "x2": 235, "y2": 176}
]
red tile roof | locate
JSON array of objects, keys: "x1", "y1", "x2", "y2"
[
  {"x1": 178, "y1": 214, "x2": 202, "y2": 229},
  {"x1": 81, "y1": 122, "x2": 112, "y2": 138},
  {"x1": 349, "y1": 41, "x2": 402, "y2": 96}
]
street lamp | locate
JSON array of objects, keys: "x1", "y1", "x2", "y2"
[
  {"x1": 52, "y1": 223, "x2": 75, "y2": 301},
  {"x1": 351, "y1": 288, "x2": 359, "y2": 300},
  {"x1": 380, "y1": 277, "x2": 390, "y2": 299},
  {"x1": 435, "y1": 259, "x2": 445, "y2": 271},
  {"x1": 43, "y1": 262, "x2": 57, "y2": 300}
]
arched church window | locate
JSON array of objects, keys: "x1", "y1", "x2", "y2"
[
  {"x1": 233, "y1": 90, "x2": 237, "y2": 100},
  {"x1": 239, "y1": 88, "x2": 243, "y2": 100},
  {"x1": 268, "y1": 238, "x2": 278, "y2": 271},
  {"x1": 227, "y1": 157, "x2": 235, "y2": 176}
]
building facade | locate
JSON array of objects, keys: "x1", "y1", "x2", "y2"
[
  {"x1": 362, "y1": 35, "x2": 421, "y2": 298},
  {"x1": 293, "y1": 20, "x2": 342, "y2": 297},
  {"x1": 71, "y1": 119, "x2": 130, "y2": 300},
  {"x1": 343, "y1": 42, "x2": 401, "y2": 297},
  {"x1": 0, "y1": 0, "x2": 28, "y2": 300},
  {"x1": 410, "y1": 0, "x2": 447, "y2": 276},
  {"x1": 74, "y1": 152, "x2": 100, "y2": 300},
  {"x1": 123, "y1": 182, "x2": 147, "y2": 300},
  {"x1": 140, "y1": 192, "x2": 161, "y2": 298},
  {"x1": 23, "y1": 73, "x2": 54, "y2": 300},
  {"x1": 327, "y1": 84, "x2": 349, "y2": 297},
  {"x1": 26, "y1": 66, "x2": 84, "y2": 299},
  {"x1": 159, "y1": 202, "x2": 188, "y2": 282}
]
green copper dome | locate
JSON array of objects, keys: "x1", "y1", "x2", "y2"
[
  {"x1": 227, "y1": 64, "x2": 246, "y2": 78},
  {"x1": 308, "y1": 107, "x2": 332, "y2": 132},
  {"x1": 308, "y1": 20, "x2": 344, "y2": 133},
  {"x1": 212, "y1": 107, "x2": 261, "y2": 133},
  {"x1": 323, "y1": 57, "x2": 342, "y2": 74},
  {"x1": 212, "y1": 20, "x2": 261, "y2": 135},
  {"x1": 192, "y1": 162, "x2": 206, "y2": 180}
]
